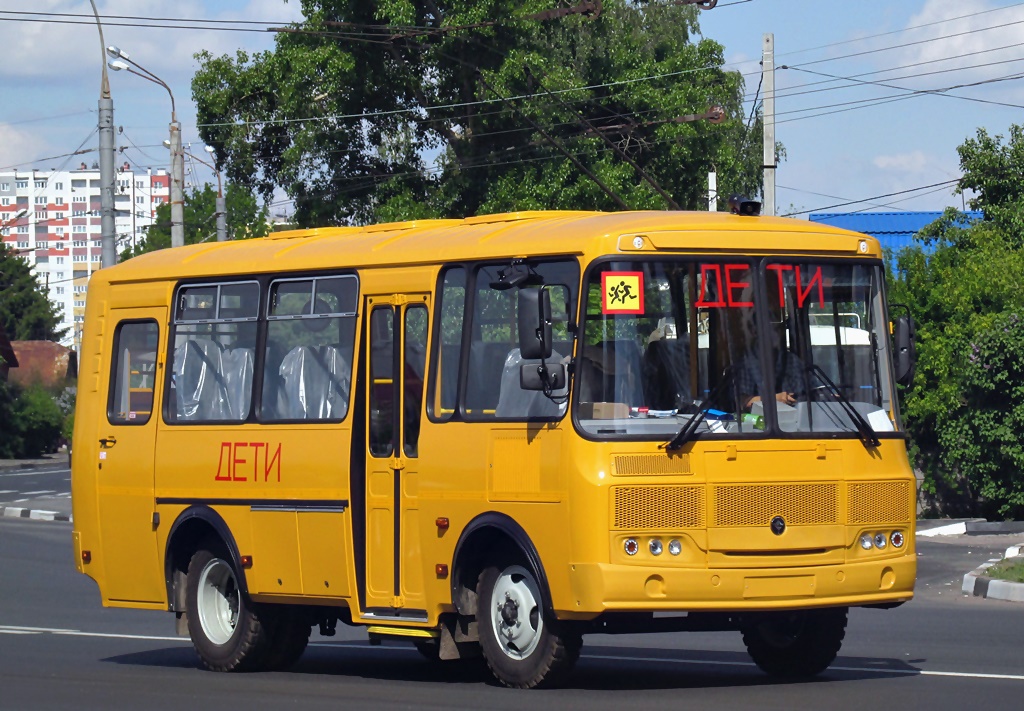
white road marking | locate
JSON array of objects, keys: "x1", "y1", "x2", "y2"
[
  {"x1": 0, "y1": 490, "x2": 15, "y2": 495},
  {"x1": 0, "y1": 469, "x2": 70, "y2": 477},
  {"x1": 21, "y1": 491, "x2": 56, "y2": 496},
  {"x1": 584, "y1": 653, "x2": 1024, "y2": 682},
  {"x1": 0, "y1": 625, "x2": 182, "y2": 642}
]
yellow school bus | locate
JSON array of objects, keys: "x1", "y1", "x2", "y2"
[{"x1": 72, "y1": 209, "x2": 917, "y2": 688}]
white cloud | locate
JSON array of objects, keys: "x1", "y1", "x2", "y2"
[
  {"x1": 887, "y1": 0, "x2": 1024, "y2": 98},
  {"x1": 873, "y1": 150, "x2": 930, "y2": 173},
  {"x1": 0, "y1": 124, "x2": 49, "y2": 171}
]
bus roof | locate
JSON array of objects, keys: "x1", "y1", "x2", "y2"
[{"x1": 99, "y1": 210, "x2": 880, "y2": 284}]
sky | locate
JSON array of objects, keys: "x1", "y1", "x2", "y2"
[{"x1": 1, "y1": 0, "x2": 1022, "y2": 219}]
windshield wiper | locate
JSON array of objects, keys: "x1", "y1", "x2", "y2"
[
  {"x1": 805, "y1": 364, "x2": 880, "y2": 448},
  {"x1": 663, "y1": 367, "x2": 734, "y2": 452}
]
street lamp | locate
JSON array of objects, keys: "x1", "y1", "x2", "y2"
[
  {"x1": 106, "y1": 47, "x2": 184, "y2": 249},
  {"x1": 88, "y1": 0, "x2": 117, "y2": 269}
]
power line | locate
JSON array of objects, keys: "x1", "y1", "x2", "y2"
[{"x1": 783, "y1": 180, "x2": 961, "y2": 217}]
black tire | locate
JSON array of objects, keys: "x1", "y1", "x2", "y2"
[
  {"x1": 476, "y1": 555, "x2": 580, "y2": 689},
  {"x1": 741, "y1": 607, "x2": 848, "y2": 678},
  {"x1": 185, "y1": 543, "x2": 273, "y2": 672},
  {"x1": 261, "y1": 606, "x2": 311, "y2": 670}
]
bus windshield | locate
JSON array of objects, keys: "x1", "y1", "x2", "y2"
[{"x1": 575, "y1": 258, "x2": 899, "y2": 440}]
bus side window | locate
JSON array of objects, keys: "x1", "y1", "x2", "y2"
[
  {"x1": 369, "y1": 306, "x2": 395, "y2": 457},
  {"x1": 429, "y1": 267, "x2": 466, "y2": 422},
  {"x1": 108, "y1": 321, "x2": 159, "y2": 425}
]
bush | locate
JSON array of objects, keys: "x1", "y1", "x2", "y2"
[{"x1": 0, "y1": 381, "x2": 65, "y2": 459}]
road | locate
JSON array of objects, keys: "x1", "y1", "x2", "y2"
[
  {"x1": 1, "y1": 517, "x2": 1023, "y2": 710},
  {"x1": 0, "y1": 464, "x2": 72, "y2": 512}
]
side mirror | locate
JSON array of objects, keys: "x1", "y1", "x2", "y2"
[
  {"x1": 518, "y1": 287, "x2": 552, "y2": 360},
  {"x1": 893, "y1": 315, "x2": 916, "y2": 386}
]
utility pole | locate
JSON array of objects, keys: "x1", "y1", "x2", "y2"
[
  {"x1": 169, "y1": 121, "x2": 185, "y2": 248},
  {"x1": 762, "y1": 32, "x2": 777, "y2": 217},
  {"x1": 91, "y1": 1, "x2": 117, "y2": 268}
]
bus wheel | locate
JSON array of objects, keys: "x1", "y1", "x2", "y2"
[
  {"x1": 477, "y1": 560, "x2": 580, "y2": 688},
  {"x1": 186, "y1": 544, "x2": 272, "y2": 672},
  {"x1": 261, "y1": 607, "x2": 311, "y2": 670},
  {"x1": 741, "y1": 607, "x2": 848, "y2": 678}
]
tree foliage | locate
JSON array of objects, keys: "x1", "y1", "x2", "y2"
[
  {"x1": 120, "y1": 183, "x2": 270, "y2": 260},
  {"x1": 889, "y1": 124, "x2": 1024, "y2": 518},
  {"x1": 192, "y1": 0, "x2": 763, "y2": 226},
  {"x1": 0, "y1": 243, "x2": 65, "y2": 342},
  {"x1": 0, "y1": 381, "x2": 65, "y2": 459}
]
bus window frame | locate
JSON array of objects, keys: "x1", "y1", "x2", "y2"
[
  {"x1": 427, "y1": 256, "x2": 580, "y2": 424},
  {"x1": 163, "y1": 278, "x2": 263, "y2": 426},
  {"x1": 161, "y1": 271, "x2": 361, "y2": 427},
  {"x1": 107, "y1": 318, "x2": 160, "y2": 426},
  {"x1": 572, "y1": 254, "x2": 905, "y2": 444}
]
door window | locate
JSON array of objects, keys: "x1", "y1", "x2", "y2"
[
  {"x1": 403, "y1": 305, "x2": 428, "y2": 457},
  {"x1": 108, "y1": 321, "x2": 159, "y2": 425}
]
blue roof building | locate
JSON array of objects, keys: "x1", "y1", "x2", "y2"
[{"x1": 808, "y1": 211, "x2": 983, "y2": 253}]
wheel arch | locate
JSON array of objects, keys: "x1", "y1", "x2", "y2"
[
  {"x1": 164, "y1": 505, "x2": 248, "y2": 612},
  {"x1": 449, "y1": 512, "x2": 552, "y2": 618}
]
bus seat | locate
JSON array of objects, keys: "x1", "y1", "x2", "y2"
[
  {"x1": 172, "y1": 338, "x2": 229, "y2": 420},
  {"x1": 278, "y1": 344, "x2": 350, "y2": 419},
  {"x1": 220, "y1": 347, "x2": 254, "y2": 420},
  {"x1": 576, "y1": 340, "x2": 643, "y2": 406},
  {"x1": 642, "y1": 339, "x2": 691, "y2": 410},
  {"x1": 495, "y1": 348, "x2": 566, "y2": 419}
]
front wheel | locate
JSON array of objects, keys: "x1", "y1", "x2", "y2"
[
  {"x1": 186, "y1": 543, "x2": 273, "y2": 672},
  {"x1": 741, "y1": 607, "x2": 848, "y2": 678},
  {"x1": 477, "y1": 558, "x2": 580, "y2": 688}
]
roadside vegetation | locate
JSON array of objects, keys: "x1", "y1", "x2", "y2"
[
  {"x1": 889, "y1": 124, "x2": 1024, "y2": 520},
  {"x1": 985, "y1": 557, "x2": 1024, "y2": 584}
]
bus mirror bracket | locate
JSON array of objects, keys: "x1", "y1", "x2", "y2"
[
  {"x1": 519, "y1": 287, "x2": 553, "y2": 360},
  {"x1": 891, "y1": 304, "x2": 916, "y2": 386},
  {"x1": 521, "y1": 362, "x2": 567, "y2": 392}
]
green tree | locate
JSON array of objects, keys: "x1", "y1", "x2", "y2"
[
  {"x1": 889, "y1": 124, "x2": 1024, "y2": 518},
  {"x1": 192, "y1": 0, "x2": 763, "y2": 226},
  {"x1": 120, "y1": 182, "x2": 271, "y2": 260},
  {"x1": 0, "y1": 243, "x2": 65, "y2": 341}
]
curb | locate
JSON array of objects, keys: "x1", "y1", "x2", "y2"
[
  {"x1": 1, "y1": 506, "x2": 71, "y2": 523},
  {"x1": 962, "y1": 544, "x2": 1024, "y2": 603}
]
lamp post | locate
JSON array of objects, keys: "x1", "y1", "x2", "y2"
[
  {"x1": 89, "y1": 1, "x2": 117, "y2": 268},
  {"x1": 106, "y1": 48, "x2": 184, "y2": 249}
]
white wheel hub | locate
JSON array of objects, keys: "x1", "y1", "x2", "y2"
[
  {"x1": 196, "y1": 557, "x2": 239, "y2": 646},
  {"x1": 490, "y1": 565, "x2": 543, "y2": 660}
]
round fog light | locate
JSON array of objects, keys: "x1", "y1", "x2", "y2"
[
  {"x1": 874, "y1": 533, "x2": 887, "y2": 549},
  {"x1": 649, "y1": 539, "x2": 663, "y2": 556},
  {"x1": 624, "y1": 538, "x2": 639, "y2": 556},
  {"x1": 860, "y1": 533, "x2": 874, "y2": 550},
  {"x1": 890, "y1": 530, "x2": 905, "y2": 548},
  {"x1": 668, "y1": 539, "x2": 682, "y2": 556}
]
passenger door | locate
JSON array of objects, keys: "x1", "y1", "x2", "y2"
[
  {"x1": 96, "y1": 309, "x2": 166, "y2": 603},
  {"x1": 363, "y1": 294, "x2": 430, "y2": 616}
]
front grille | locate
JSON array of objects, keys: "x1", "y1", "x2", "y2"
[
  {"x1": 612, "y1": 485, "x2": 705, "y2": 530},
  {"x1": 847, "y1": 481, "x2": 911, "y2": 524},
  {"x1": 613, "y1": 454, "x2": 690, "y2": 476},
  {"x1": 713, "y1": 483, "x2": 839, "y2": 527}
]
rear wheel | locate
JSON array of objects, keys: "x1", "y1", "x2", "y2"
[
  {"x1": 741, "y1": 607, "x2": 848, "y2": 678},
  {"x1": 477, "y1": 557, "x2": 580, "y2": 688},
  {"x1": 186, "y1": 543, "x2": 273, "y2": 672}
]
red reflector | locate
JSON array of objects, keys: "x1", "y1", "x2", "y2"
[
  {"x1": 435, "y1": 517, "x2": 450, "y2": 530},
  {"x1": 435, "y1": 564, "x2": 449, "y2": 578},
  {"x1": 240, "y1": 555, "x2": 253, "y2": 568},
  {"x1": 81, "y1": 550, "x2": 91, "y2": 564}
]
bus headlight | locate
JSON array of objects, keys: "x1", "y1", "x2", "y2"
[
  {"x1": 624, "y1": 538, "x2": 639, "y2": 556},
  {"x1": 860, "y1": 533, "x2": 874, "y2": 550},
  {"x1": 874, "y1": 533, "x2": 888, "y2": 549},
  {"x1": 891, "y1": 530, "x2": 905, "y2": 548},
  {"x1": 668, "y1": 539, "x2": 682, "y2": 556},
  {"x1": 649, "y1": 539, "x2": 663, "y2": 556}
]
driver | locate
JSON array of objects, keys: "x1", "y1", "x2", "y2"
[{"x1": 736, "y1": 327, "x2": 807, "y2": 411}]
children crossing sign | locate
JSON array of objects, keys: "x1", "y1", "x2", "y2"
[{"x1": 601, "y1": 271, "x2": 645, "y2": 314}]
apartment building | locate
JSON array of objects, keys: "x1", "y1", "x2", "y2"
[{"x1": 0, "y1": 164, "x2": 170, "y2": 349}]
